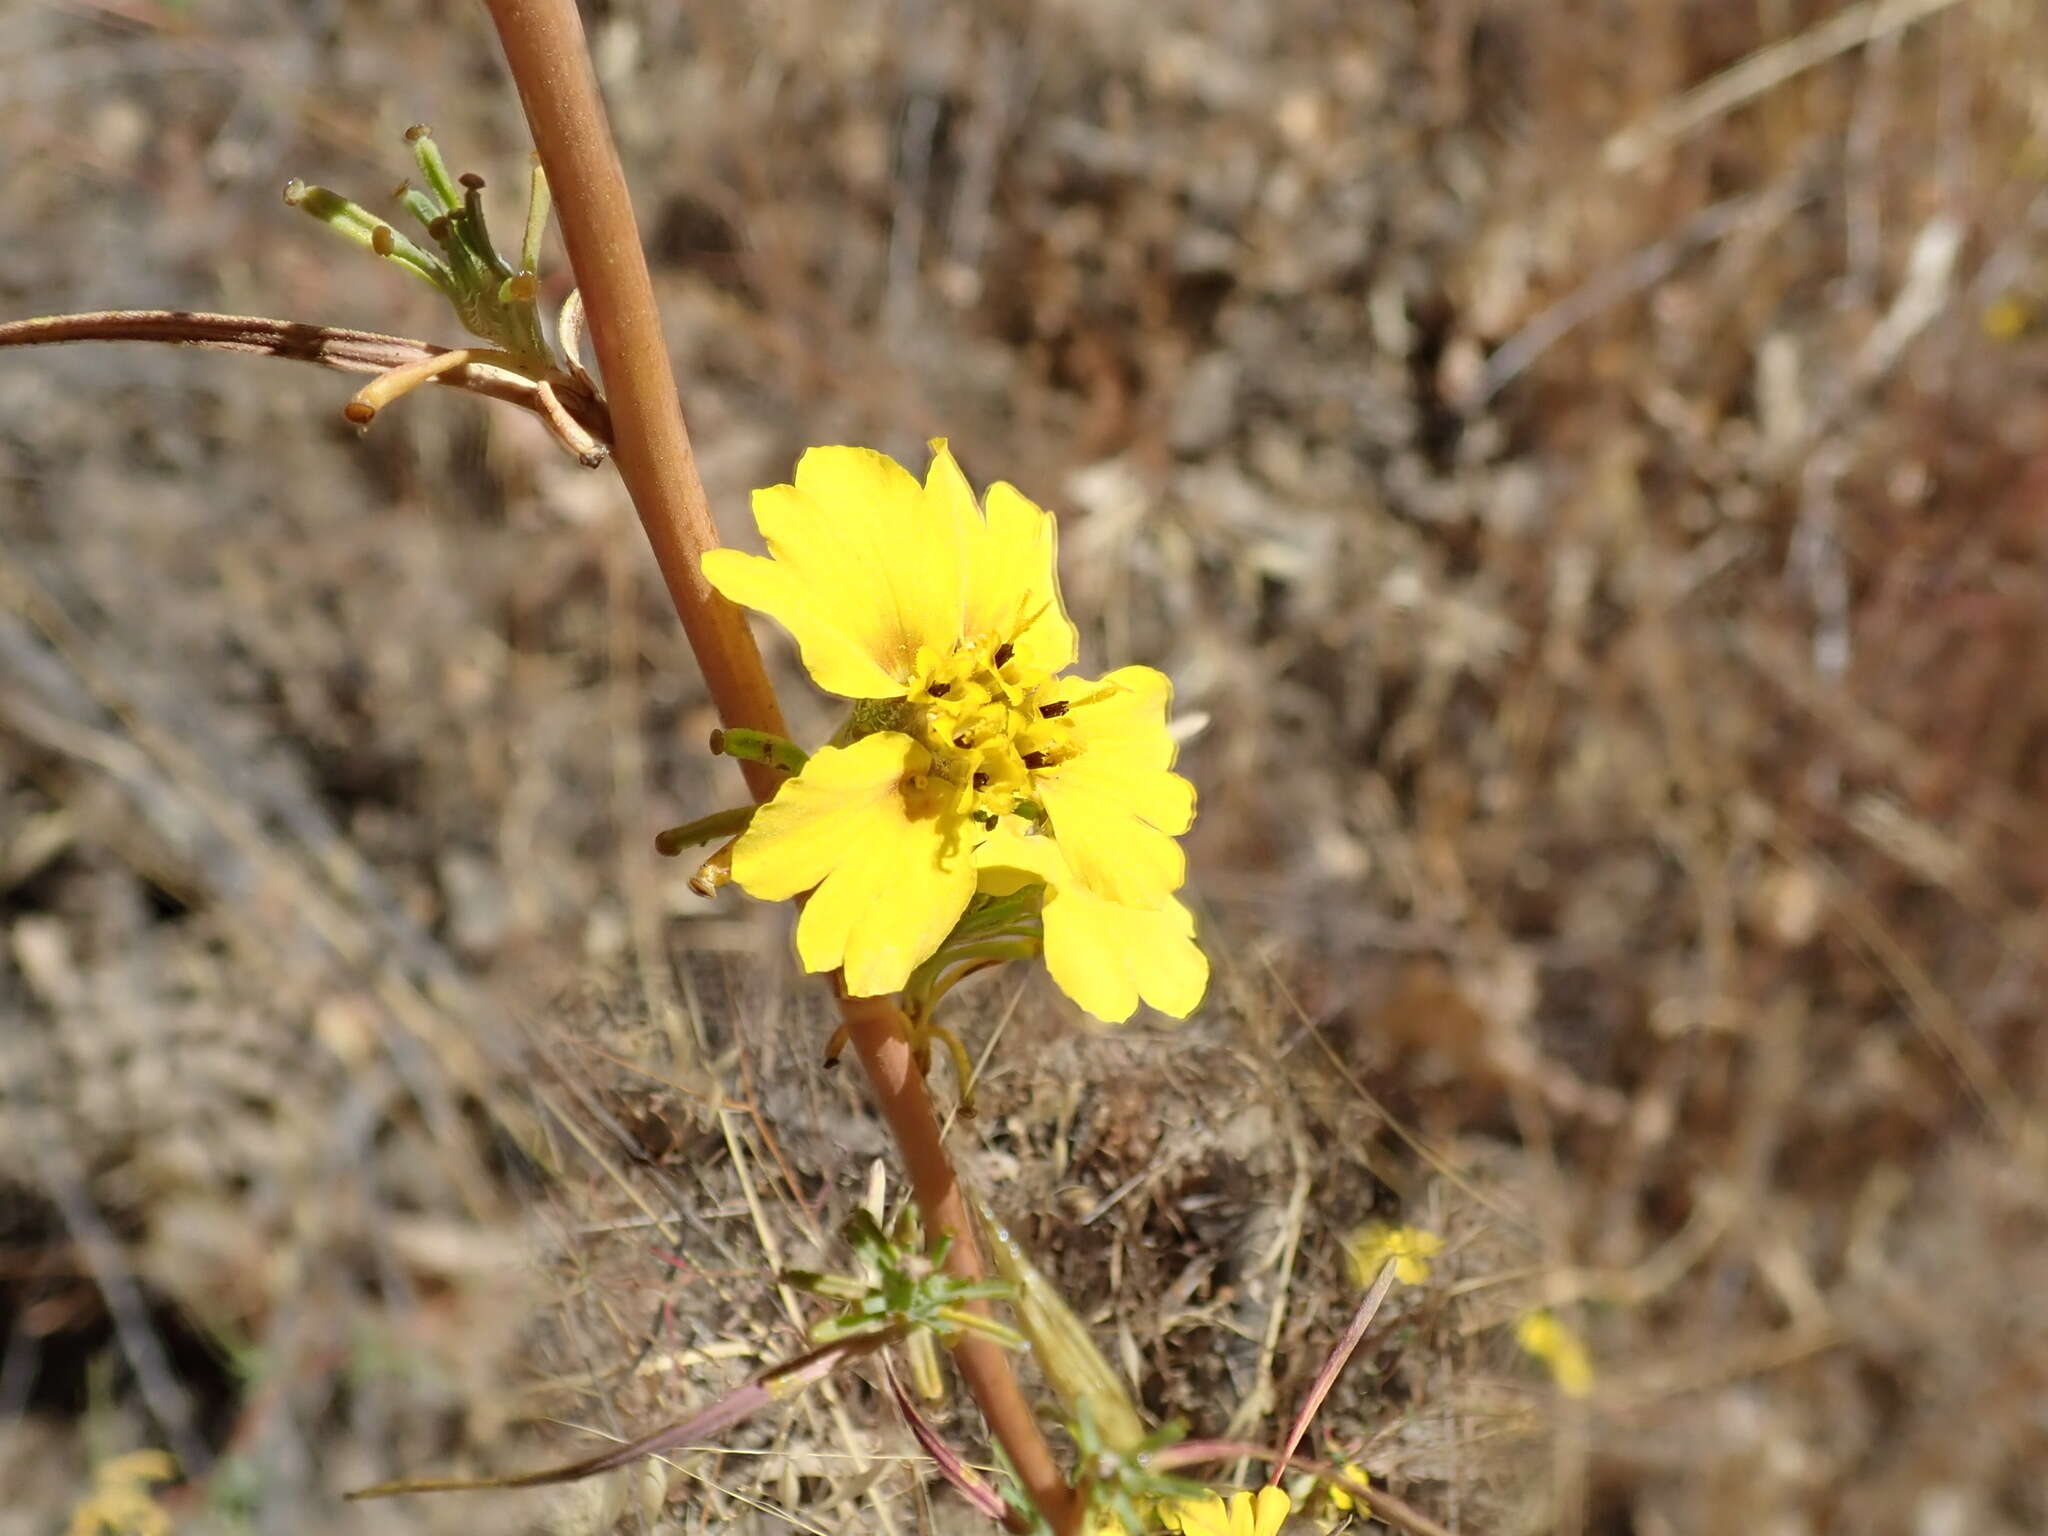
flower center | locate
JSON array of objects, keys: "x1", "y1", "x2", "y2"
[{"x1": 906, "y1": 637, "x2": 1074, "y2": 820}]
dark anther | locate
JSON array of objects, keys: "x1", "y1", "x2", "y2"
[
  {"x1": 428, "y1": 214, "x2": 453, "y2": 242},
  {"x1": 1038, "y1": 699, "x2": 1071, "y2": 719},
  {"x1": 1022, "y1": 750, "x2": 1054, "y2": 770},
  {"x1": 459, "y1": 171, "x2": 486, "y2": 189},
  {"x1": 927, "y1": 681, "x2": 952, "y2": 697},
  {"x1": 404, "y1": 123, "x2": 431, "y2": 143},
  {"x1": 370, "y1": 224, "x2": 396, "y2": 256},
  {"x1": 953, "y1": 733, "x2": 974, "y2": 750},
  {"x1": 973, "y1": 772, "x2": 991, "y2": 790},
  {"x1": 992, "y1": 643, "x2": 1015, "y2": 667}
]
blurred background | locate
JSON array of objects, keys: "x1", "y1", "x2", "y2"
[{"x1": 3, "y1": 1, "x2": 2045, "y2": 1532}]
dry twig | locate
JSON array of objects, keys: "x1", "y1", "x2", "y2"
[
  {"x1": 1603, "y1": 0, "x2": 1970, "y2": 171},
  {"x1": 0, "y1": 309, "x2": 612, "y2": 462}
]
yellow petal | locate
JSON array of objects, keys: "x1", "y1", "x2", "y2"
[
  {"x1": 731, "y1": 733, "x2": 978, "y2": 994},
  {"x1": 800, "y1": 821, "x2": 978, "y2": 996},
  {"x1": 1043, "y1": 882, "x2": 1206, "y2": 1024},
  {"x1": 705, "y1": 446, "x2": 966, "y2": 697},
  {"x1": 1033, "y1": 768, "x2": 1189, "y2": 909},
  {"x1": 925, "y1": 444, "x2": 1078, "y2": 675},
  {"x1": 976, "y1": 826, "x2": 1208, "y2": 1024},
  {"x1": 730, "y1": 733, "x2": 917, "y2": 899},
  {"x1": 1033, "y1": 665, "x2": 1195, "y2": 907},
  {"x1": 1048, "y1": 666, "x2": 1182, "y2": 779},
  {"x1": 1168, "y1": 1496, "x2": 1231, "y2": 1536},
  {"x1": 703, "y1": 547, "x2": 905, "y2": 699},
  {"x1": 973, "y1": 821, "x2": 1062, "y2": 897},
  {"x1": 1248, "y1": 1487, "x2": 1293, "y2": 1536},
  {"x1": 983, "y1": 483, "x2": 1077, "y2": 673}
]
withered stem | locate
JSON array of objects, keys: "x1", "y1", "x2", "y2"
[{"x1": 0, "y1": 310, "x2": 611, "y2": 451}]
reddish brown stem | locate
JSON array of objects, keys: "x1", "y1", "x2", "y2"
[
  {"x1": 840, "y1": 993, "x2": 1080, "y2": 1532},
  {"x1": 482, "y1": 0, "x2": 785, "y2": 800},
  {"x1": 477, "y1": 2, "x2": 1077, "y2": 1528},
  {"x1": 0, "y1": 310, "x2": 611, "y2": 448}
]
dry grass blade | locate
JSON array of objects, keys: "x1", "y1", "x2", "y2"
[
  {"x1": 883, "y1": 1359, "x2": 1015, "y2": 1525},
  {"x1": 1269, "y1": 1258, "x2": 1399, "y2": 1487},
  {"x1": 347, "y1": 1326, "x2": 903, "y2": 1499},
  {"x1": 1603, "y1": 0, "x2": 1969, "y2": 170},
  {"x1": 1474, "y1": 188, "x2": 1791, "y2": 404},
  {"x1": 16, "y1": 1136, "x2": 210, "y2": 1476}
]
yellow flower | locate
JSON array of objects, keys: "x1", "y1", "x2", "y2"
[
  {"x1": 1982, "y1": 294, "x2": 2032, "y2": 341},
  {"x1": 1341, "y1": 1222, "x2": 1443, "y2": 1287},
  {"x1": 705, "y1": 443, "x2": 1199, "y2": 1002},
  {"x1": 1164, "y1": 1487, "x2": 1293, "y2": 1536},
  {"x1": 1515, "y1": 1309, "x2": 1594, "y2": 1399},
  {"x1": 69, "y1": 1449, "x2": 177, "y2": 1536},
  {"x1": 1324, "y1": 1464, "x2": 1371, "y2": 1515}
]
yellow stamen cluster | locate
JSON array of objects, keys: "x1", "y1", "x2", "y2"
[{"x1": 906, "y1": 638, "x2": 1075, "y2": 821}]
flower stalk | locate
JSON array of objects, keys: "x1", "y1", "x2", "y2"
[
  {"x1": 481, "y1": 0, "x2": 788, "y2": 803},
  {"x1": 477, "y1": 0, "x2": 1078, "y2": 1528},
  {"x1": 836, "y1": 993, "x2": 1078, "y2": 1529}
]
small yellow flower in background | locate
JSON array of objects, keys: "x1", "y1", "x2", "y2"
[
  {"x1": 1285, "y1": 1462, "x2": 1372, "y2": 1533},
  {"x1": 1982, "y1": 294, "x2": 2032, "y2": 342},
  {"x1": 704, "y1": 442, "x2": 1204, "y2": 1020},
  {"x1": 1164, "y1": 1486, "x2": 1292, "y2": 1536},
  {"x1": 1516, "y1": 1309, "x2": 1594, "y2": 1399},
  {"x1": 1325, "y1": 1463, "x2": 1371, "y2": 1514},
  {"x1": 68, "y1": 1449, "x2": 176, "y2": 1536},
  {"x1": 1341, "y1": 1221, "x2": 1444, "y2": 1287}
]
